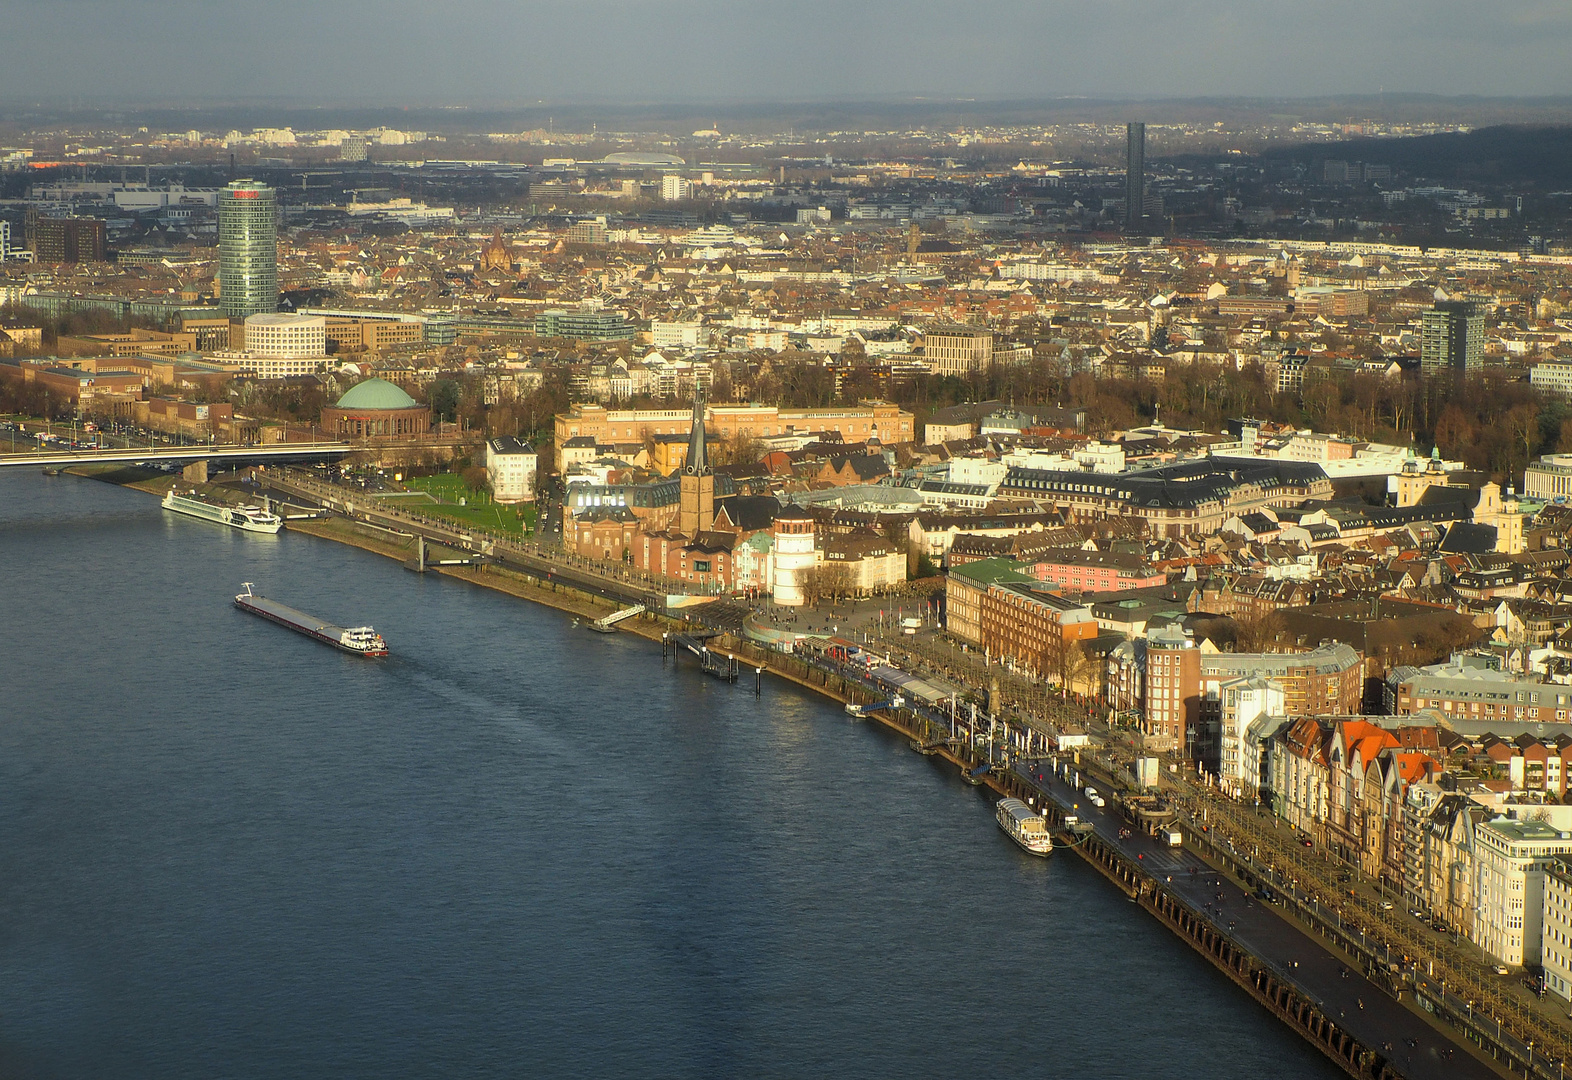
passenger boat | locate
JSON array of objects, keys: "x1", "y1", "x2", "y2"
[
  {"x1": 234, "y1": 583, "x2": 388, "y2": 656},
  {"x1": 996, "y1": 798, "x2": 1053, "y2": 856},
  {"x1": 163, "y1": 488, "x2": 282, "y2": 533}
]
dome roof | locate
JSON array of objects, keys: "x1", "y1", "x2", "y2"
[
  {"x1": 601, "y1": 152, "x2": 686, "y2": 166},
  {"x1": 335, "y1": 378, "x2": 420, "y2": 410}
]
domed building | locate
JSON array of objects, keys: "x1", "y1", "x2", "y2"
[{"x1": 321, "y1": 378, "x2": 431, "y2": 439}]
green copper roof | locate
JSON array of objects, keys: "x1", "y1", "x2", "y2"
[
  {"x1": 947, "y1": 557, "x2": 1036, "y2": 586},
  {"x1": 335, "y1": 378, "x2": 419, "y2": 410}
]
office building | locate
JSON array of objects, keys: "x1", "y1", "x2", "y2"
[
  {"x1": 339, "y1": 135, "x2": 370, "y2": 162},
  {"x1": 1420, "y1": 300, "x2": 1483, "y2": 375},
  {"x1": 661, "y1": 175, "x2": 692, "y2": 202},
  {"x1": 922, "y1": 325, "x2": 994, "y2": 375},
  {"x1": 534, "y1": 308, "x2": 635, "y2": 341},
  {"x1": 1474, "y1": 817, "x2": 1572, "y2": 968},
  {"x1": 218, "y1": 180, "x2": 278, "y2": 319},
  {"x1": 1530, "y1": 360, "x2": 1572, "y2": 400},
  {"x1": 243, "y1": 313, "x2": 326, "y2": 358},
  {"x1": 566, "y1": 219, "x2": 609, "y2": 245},
  {"x1": 29, "y1": 216, "x2": 106, "y2": 264},
  {"x1": 1126, "y1": 122, "x2": 1145, "y2": 233}
]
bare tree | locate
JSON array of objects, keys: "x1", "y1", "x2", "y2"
[
  {"x1": 1056, "y1": 641, "x2": 1095, "y2": 700},
  {"x1": 1233, "y1": 610, "x2": 1288, "y2": 652}
]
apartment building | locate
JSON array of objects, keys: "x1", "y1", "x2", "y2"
[
  {"x1": 1474, "y1": 817, "x2": 1572, "y2": 968},
  {"x1": 1389, "y1": 658, "x2": 1572, "y2": 727}
]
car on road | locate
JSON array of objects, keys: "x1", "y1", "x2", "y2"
[
  {"x1": 1377, "y1": 899, "x2": 1394, "y2": 910},
  {"x1": 1409, "y1": 908, "x2": 1425, "y2": 919},
  {"x1": 1493, "y1": 964, "x2": 1510, "y2": 975},
  {"x1": 1300, "y1": 837, "x2": 1313, "y2": 847}
]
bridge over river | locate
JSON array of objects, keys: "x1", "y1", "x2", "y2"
[{"x1": 0, "y1": 443, "x2": 355, "y2": 469}]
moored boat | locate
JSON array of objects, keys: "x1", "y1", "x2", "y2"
[
  {"x1": 996, "y1": 797, "x2": 1052, "y2": 856},
  {"x1": 163, "y1": 489, "x2": 282, "y2": 533}
]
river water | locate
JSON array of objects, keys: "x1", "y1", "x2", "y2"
[{"x1": 0, "y1": 471, "x2": 1338, "y2": 1079}]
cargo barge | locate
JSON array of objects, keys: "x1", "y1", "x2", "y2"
[{"x1": 234, "y1": 583, "x2": 388, "y2": 656}]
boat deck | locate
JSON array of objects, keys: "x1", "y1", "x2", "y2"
[{"x1": 240, "y1": 594, "x2": 347, "y2": 638}]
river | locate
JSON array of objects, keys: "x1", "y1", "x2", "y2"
[{"x1": 0, "y1": 470, "x2": 1339, "y2": 1078}]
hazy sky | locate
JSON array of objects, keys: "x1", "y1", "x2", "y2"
[{"x1": 5, "y1": 0, "x2": 1572, "y2": 104}]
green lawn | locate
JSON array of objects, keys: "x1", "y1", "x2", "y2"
[{"x1": 396, "y1": 473, "x2": 538, "y2": 536}]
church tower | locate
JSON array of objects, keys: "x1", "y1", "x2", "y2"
[{"x1": 678, "y1": 386, "x2": 714, "y2": 537}]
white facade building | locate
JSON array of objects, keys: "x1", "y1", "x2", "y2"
[
  {"x1": 213, "y1": 354, "x2": 332, "y2": 378},
  {"x1": 661, "y1": 175, "x2": 692, "y2": 202},
  {"x1": 344, "y1": 198, "x2": 454, "y2": 226},
  {"x1": 1218, "y1": 677, "x2": 1285, "y2": 798},
  {"x1": 1531, "y1": 361, "x2": 1572, "y2": 401},
  {"x1": 1473, "y1": 817, "x2": 1572, "y2": 968},
  {"x1": 485, "y1": 436, "x2": 538, "y2": 504},
  {"x1": 947, "y1": 456, "x2": 1008, "y2": 489},
  {"x1": 650, "y1": 320, "x2": 705, "y2": 350},
  {"x1": 1526, "y1": 453, "x2": 1572, "y2": 502},
  {"x1": 1543, "y1": 858, "x2": 1572, "y2": 1002},
  {"x1": 244, "y1": 313, "x2": 327, "y2": 358}
]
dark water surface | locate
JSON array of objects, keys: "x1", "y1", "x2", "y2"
[{"x1": 0, "y1": 471, "x2": 1338, "y2": 1079}]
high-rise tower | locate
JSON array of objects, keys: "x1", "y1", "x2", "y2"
[
  {"x1": 1126, "y1": 122, "x2": 1145, "y2": 233},
  {"x1": 1421, "y1": 300, "x2": 1483, "y2": 375},
  {"x1": 218, "y1": 180, "x2": 278, "y2": 319},
  {"x1": 678, "y1": 386, "x2": 714, "y2": 537}
]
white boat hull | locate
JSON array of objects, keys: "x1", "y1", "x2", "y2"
[
  {"x1": 997, "y1": 798, "x2": 1053, "y2": 856},
  {"x1": 163, "y1": 491, "x2": 282, "y2": 534}
]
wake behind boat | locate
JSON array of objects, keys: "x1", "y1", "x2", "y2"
[
  {"x1": 163, "y1": 488, "x2": 281, "y2": 534},
  {"x1": 234, "y1": 583, "x2": 388, "y2": 656},
  {"x1": 996, "y1": 798, "x2": 1052, "y2": 856}
]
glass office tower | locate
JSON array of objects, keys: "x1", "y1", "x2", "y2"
[
  {"x1": 1126, "y1": 123, "x2": 1145, "y2": 233},
  {"x1": 218, "y1": 180, "x2": 278, "y2": 319}
]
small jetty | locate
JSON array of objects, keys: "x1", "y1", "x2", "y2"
[
  {"x1": 663, "y1": 631, "x2": 740, "y2": 682},
  {"x1": 962, "y1": 762, "x2": 992, "y2": 786},
  {"x1": 588, "y1": 604, "x2": 646, "y2": 634}
]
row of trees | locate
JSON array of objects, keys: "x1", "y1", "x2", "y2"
[{"x1": 730, "y1": 353, "x2": 1572, "y2": 484}]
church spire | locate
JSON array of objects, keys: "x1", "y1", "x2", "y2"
[{"x1": 684, "y1": 383, "x2": 710, "y2": 476}]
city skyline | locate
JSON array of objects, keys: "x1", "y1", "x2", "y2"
[{"x1": 4, "y1": 1, "x2": 1572, "y2": 103}]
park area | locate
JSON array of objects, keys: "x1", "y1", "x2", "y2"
[{"x1": 388, "y1": 472, "x2": 538, "y2": 537}]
